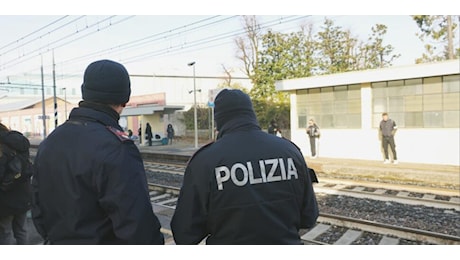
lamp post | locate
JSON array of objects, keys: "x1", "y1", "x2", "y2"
[{"x1": 188, "y1": 61, "x2": 198, "y2": 149}]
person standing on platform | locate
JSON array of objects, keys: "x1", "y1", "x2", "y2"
[
  {"x1": 138, "y1": 126, "x2": 142, "y2": 145},
  {"x1": 31, "y1": 59, "x2": 164, "y2": 245},
  {"x1": 306, "y1": 119, "x2": 320, "y2": 158},
  {"x1": 145, "y1": 122, "x2": 153, "y2": 146},
  {"x1": 379, "y1": 112, "x2": 398, "y2": 164},
  {"x1": 171, "y1": 89, "x2": 319, "y2": 245},
  {"x1": 268, "y1": 119, "x2": 281, "y2": 136},
  {"x1": 0, "y1": 123, "x2": 32, "y2": 245},
  {"x1": 166, "y1": 124, "x2": 175, "y2": 145}
]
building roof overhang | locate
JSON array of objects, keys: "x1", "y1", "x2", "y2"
[
  {"x1": 275, "y1": 59, "x2": 460, "y2": 92},
  {"x1": 121, "y1": 104, "x2": 184, "y2": 117}
]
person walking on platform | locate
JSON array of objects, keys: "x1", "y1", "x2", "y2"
[
  {"x1": 306, "y1": 118, "x2": 320, "y2": 158},
  {"x1": 166, "y1": 124, "x2": 175, "y2": 145},
  {"x1": 0, "y1": 123, "x2": 32, "y2": 245},
  {"x1": 145, "y1": 122, "x2": 153, "y2": 146},
  {"x1": 31, "y1": 60, "x2": 164, "y2": 245},
  {"x1": 171, "y1": 89, "x2": 319, "y2": 245},
  {"x1": 379, "y1": 112, "x2": 398, "y2": 164}
]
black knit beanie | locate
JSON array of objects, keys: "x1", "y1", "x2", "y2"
[
  {"x1": 81, "y1": 59, "x2": 131, "y2": 104},
  {"x1": 214, "y1": 89, "x2": 256, "y2": 130}
]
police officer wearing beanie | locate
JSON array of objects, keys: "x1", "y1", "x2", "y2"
[
  {"x1": 171, "y1": 89, "x2": 319, "y2": 245},
  {"x1": 31, "y1": 60, "x2": 164, "y2": 245}
]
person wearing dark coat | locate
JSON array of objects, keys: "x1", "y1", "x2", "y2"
[
  {"x1": 0, "y1": 123, "x2": 31, "y2": 245},
  {"x1": 31, "y1": 60, "x2": 164, "y2": 245},
  {"x1": 145, "y1": 122, "x2": 153, "y2": 146},
  {"x1": 166, "y1": 124, "x2": 175, "y2": 145},
  {"x1": 267, "y1": 119, "x2": 280, "y2": 136},
  {"x1": 171, "y1": 89, "x2": 319, "y2": 245}
]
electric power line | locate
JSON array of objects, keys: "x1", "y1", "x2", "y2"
[
  {"x1": 0, "y1": 15, "x2": 70, "y2": 52},
  {"x1": 2, "y1": 15, "x2": 312, "y2": 85}
]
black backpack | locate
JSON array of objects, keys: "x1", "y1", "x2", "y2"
[{"x1": 0, "y1": 131, "x2": 33, "y2": 192}]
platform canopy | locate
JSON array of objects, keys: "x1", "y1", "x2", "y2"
[{"x1": 121, "y1": 104, "x2": 184, "y2": 116}]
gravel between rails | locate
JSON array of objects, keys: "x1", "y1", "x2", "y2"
[{"x1": 146, "y1": 170, "x2": 460, "y2": 237}]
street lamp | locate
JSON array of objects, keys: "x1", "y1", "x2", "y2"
[{"x1": 188, "y1": 61, "x2": 198, "y2": 149}]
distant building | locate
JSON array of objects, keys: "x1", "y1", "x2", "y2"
[
  {"x1": 0, "y1": 93, "x2": 184, "y2": 143},
  {"x1": 0, "y1": 96, "x2": 74, "y2": 138},
  {"x1": 276, "y1": 60, "x2": 460, "y2": 165},
  {"x1": 121, "y1": 93, "x2": 184, "y2": 143},
  {"x1": 1, "y1": 73, "x2": 249, "y2": 142}
]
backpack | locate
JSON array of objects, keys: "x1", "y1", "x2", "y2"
[{"x1": 0, "y1": 131, "x2": 33, "y2": 192}]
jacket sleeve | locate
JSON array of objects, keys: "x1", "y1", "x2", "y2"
[
  {"x1": 96, "y1": 143, "x2": 164, "y2": 244},
  {"x1": 170, "y1": 159, "x2": 209, "y2": 244}
]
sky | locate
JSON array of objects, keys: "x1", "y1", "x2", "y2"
[{"x1": 0, "y1": 1, "x2": 457, "y2": 99}]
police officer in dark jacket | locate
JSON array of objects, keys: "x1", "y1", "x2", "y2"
[
  {"x1": 171, "y1": 89, "x2": 319, "y2": 245},
  {"x1": 31, "y1": 60, "x2": 164, "y2": 245}
]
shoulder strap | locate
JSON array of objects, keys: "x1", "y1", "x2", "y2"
[{"x1": 106, "y1": 126, "x2": 132, "y2": 142}]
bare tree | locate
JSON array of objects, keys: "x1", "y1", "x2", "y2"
[
  {"x1": 235, "y1": 16, "x2": 261, "y2": 83},
  {"x1": 220, "y1": 64, "x2": 232, "y2": 87}
]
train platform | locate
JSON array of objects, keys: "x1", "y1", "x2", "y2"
[
  {"x1": 30, "y1": 137, "x2": 460, "y2": 189},
  {"x1": 137, "y1": 140, "x2": 460, "y2": 191}
]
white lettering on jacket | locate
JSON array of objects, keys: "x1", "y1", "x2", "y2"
[{"x1": 214, "y1": 158, "x2": 298, "y2": 191}]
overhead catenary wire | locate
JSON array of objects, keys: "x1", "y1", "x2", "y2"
[
  {"x1": 0, "y1": 16, "x2": 130, "y2": 70},
  {"x1": 1, "y1": 15, "x2": 223, "y2": 80},
  {"x1": 2, "y1": 15, "x2": 312, "y2": 86},
  {"x1": 121, "y1": 15, "x2": 310, "y2": 64},
  {"x1": 56, "y1": 15, "x2": 230, "y2": 66},
  {"x1": 60, "y1": 15, "x2": 310, "y2": 77},
  {"x1": 0, "y1": 15, "x2": 70, "y2": 52}
]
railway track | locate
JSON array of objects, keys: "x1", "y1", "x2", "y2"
[
  {"x1": 145, "y1": 160, "x2": 460, "y2": 211},
  {"x1": 147, "y1": 183, "x2": 460, "y2": 245},
  {"x1": 29, "y1": 147, "x2": 460, "y2": 211}
]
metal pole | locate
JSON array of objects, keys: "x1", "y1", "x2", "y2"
[
  {"x1": 188, "y1": 61, "x2": 198, "y2": 149},
  {"x1": 211, "y1": 106, "x2": 215, "y2": 140},
  {"x1": 41, "y1": 57, "x2": 47, "y2": 139},
  {"x1": 63, "y1": 88, "x2": 67, "y2": 120},
  {"x1": 193, "y1": 65, "x2": 198, "y2": 149},
  {"x1": 52, "y1": 51, "x2": 58, "y2": 128}
]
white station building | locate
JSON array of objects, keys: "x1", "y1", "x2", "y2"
[{"x1": 275, "y1": 59, "x2": 460, "y2": 166}]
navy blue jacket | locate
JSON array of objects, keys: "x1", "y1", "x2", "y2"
[
  {"x1": 171, "y1": 115, "x2": 319, "y2": 244},
  {"x1": 31, "y1": 106, "x2": 164, "y2": 244}
]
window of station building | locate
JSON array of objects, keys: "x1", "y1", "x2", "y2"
[
  {"x1": 296, "y1": 84, "x2": 361, "y2": 129},
  {"x1": 371, "y1": 74, "x2": 460, "y2": 128}
]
